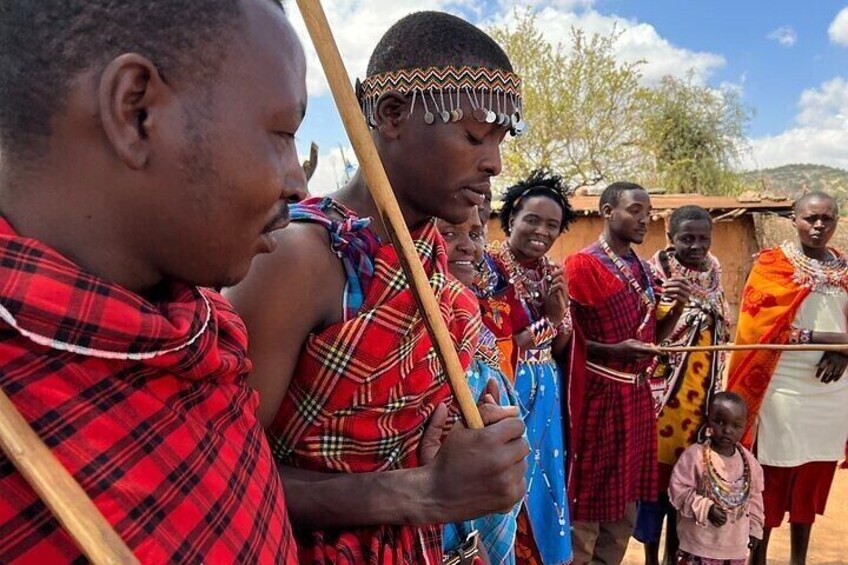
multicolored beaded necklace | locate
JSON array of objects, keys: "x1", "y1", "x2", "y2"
[
  {"x1": 475, "y1": 324, "x2": 503, "y2": 371},
  {"x1": 598, "y1": 236, "x2": 655, "y2": 334},
  {"x1": 488, "y1": 240, "x2": 553, "y2": 315},
  {"x1": 701, "y1": 441, "x2": 751, "y2": 521},
  {"x1": 781, "y1": 241, "x2": 848, "y2": 294},
  {"x1": 664, "y1": 251, "x2": 728, "y2": 320}
]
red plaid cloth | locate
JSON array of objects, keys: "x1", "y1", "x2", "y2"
[
  {"x1": 565, "y1": 245, "x2": 658, "y2": 523},
  {"x1": 0, "y1": 218, "x2": 296, "y2": 563},
  {"x1": 268, "y1": 218, "x2": 480, "y2": 564}
]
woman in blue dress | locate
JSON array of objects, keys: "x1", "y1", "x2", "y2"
[{"x1": 488, "y1": 170, "x2": 577, "y2": 565}]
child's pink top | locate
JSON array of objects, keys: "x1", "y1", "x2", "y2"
[{"x1": 669, "y1": 442, "x2": 764, "y2": 560}]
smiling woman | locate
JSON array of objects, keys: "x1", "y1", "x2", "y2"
[{"x1": 487, "y1": 169, "x2": 577, "y2": 564}]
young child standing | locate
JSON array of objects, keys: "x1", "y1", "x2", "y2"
[{"x1": 669, "y1": 392, "x2": 765, "y2": 565}]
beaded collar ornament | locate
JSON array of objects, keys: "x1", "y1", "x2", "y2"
[
  {"x1": 701, "y1": 441, "x2": 752, "y2": 521},
  {"x1": 473, "y1": 256, "x2": 501, "y2": 299},
  {"x1": 781, "y1": 241, "x2": 848, "y2": 294},
  {"x1": 357, "y1": 65, "x2": 525, "y2": 136},
  {"x1": 664, "y1": 250, "x2": 728, "y2": 320},
  {"x1": 488, "y1": 240, "x2": 553, "y2": 312}
]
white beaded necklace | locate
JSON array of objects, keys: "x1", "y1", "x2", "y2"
[{"x1": 781, "y1": 241, "x2": 848, "y2": 294}]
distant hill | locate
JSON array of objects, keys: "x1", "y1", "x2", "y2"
[{"x1": 742, "y1": 164, "x2": 848, "y2": 201}]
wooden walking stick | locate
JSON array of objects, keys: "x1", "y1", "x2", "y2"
[
  {"x1": 658, "y1": 343, "x2": 848, "y2": 354},
  {"x1": 0, "y1": 389, "x2": 139, "y2": 564},
  {"x1": 295, "y1": 0, "x2": 483, "y2": 429}
]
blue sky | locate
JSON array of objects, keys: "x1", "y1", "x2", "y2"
[
  {"x1": 287, "y1": 1, "x2": 848, "y2": 191},
  {"x1": 608, "y1": 0, "x2": 847, "y2": 137}
]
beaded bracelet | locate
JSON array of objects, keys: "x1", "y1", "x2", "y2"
[
  {"x1": 529, "y1": 318, "x2": 558, "y2": 348},
  {"x1": 557, "y1": 309, "x2": 574, "y2": 339},
  {"x1": 443, "y1": 531, "x2": 481, "y2": 565},
  {"x1": 788, "y1": 327, "x2": 813, "y2": 344}
]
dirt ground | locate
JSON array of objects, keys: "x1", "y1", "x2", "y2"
[{"x1": 621, "y1": 470, "x2": 848, "y2": 565}]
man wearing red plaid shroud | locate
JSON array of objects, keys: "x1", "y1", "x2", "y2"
[
  {"x1": 565, "y1": 182, "x2": 690, "y2": 565},
  {"x1": 0, "y1": 1, "x2": 307, "y2": 563},
  {"x1": 227, "y1": 11, "x2": 530, "y2": 565}
]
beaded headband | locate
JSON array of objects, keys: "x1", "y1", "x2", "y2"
[{"x1": 356, "y1": 65, "x2": 525, "y2": 136}]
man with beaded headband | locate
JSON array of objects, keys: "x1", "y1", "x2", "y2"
[
  {"x1": 635, "y1": 205, "x2": 730, "y2": 565},
  {"x1": 564, "y1": 182, "x2": 691, "y2": 565},
  {"x1": 728, "y1": 191, "x2": 848, "y2": 565},
  {"x1": 227, "y1": 11, "x2": 529, "y2": 564}
]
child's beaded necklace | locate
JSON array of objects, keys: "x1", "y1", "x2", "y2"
[{"x1": 701, "y1": 440, "x2": 752, "y2": 521}]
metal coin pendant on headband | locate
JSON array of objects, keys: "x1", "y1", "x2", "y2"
[
  {"x1": 449, "y1": 89, "x2": 462, "y2": 122},
  {"x1": 438, "y1": 89, "x2": 450, "y2": 123},
  {"x1": 470, "y1": 89, "x2": 488, "y2": 123},
  {"x1": 496, "y1": 91, "x2": 508, "y2": 125},
  {"x1": 422, "y1": 91, "x2": 435, "y2": 125},
  {"x1": 484, "y1": 88, "x2": 496, "y2": 123}
]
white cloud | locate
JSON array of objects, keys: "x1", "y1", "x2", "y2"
[
  {"x1": 486, "y1": 4, "x2": 724, "y2": 85},
  {"x1": 720, "y1": 72, "x2": 747, "y2": 97},
  {"x1": 746, "y1": 77, "x2": 848, "y2": 170},
  {"x1": 828, "y1": 7, "x2": 848, "y2": 46},
  {"x1": 767, "y1": 26, "x2": 797, "y2": 47},
  {"x1": 302, "y1": 145, "x2": 359, "y2": 195},
  {"x1": 289, "y1": 0, "x2": 477, "y2": 97},
  {"x1": 532, "y1": 0, "x2": 596, "y2": 10},
  {"x1": 290, "y1": 0, "x2": 726, "y2": 97}
]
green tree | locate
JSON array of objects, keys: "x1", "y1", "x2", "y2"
[
  {"x1": 490, "y1": 13, "x2": 752, "y2": 196},
  {"x1": 490, "y1": 12, "x2": 649, "y2": 190},
  {"x1": 638, "y1": 75, "x2": 751, "y2": 194}
]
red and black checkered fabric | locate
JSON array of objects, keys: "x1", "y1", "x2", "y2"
[
  {"x1": 269, "y1": 217, "x2": 480, "y2": 564},
  {"x1": 565, "y1": 245, "x2": 658, "y2": 523},
  {"x1": 0, "y1": 218, "x2": 296, "y2": 563}
]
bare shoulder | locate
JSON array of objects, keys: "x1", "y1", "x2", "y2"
[
  {"x1": 225, "y1": 221, "x2": 346, "y2": 331},
  {"x1": 254, "y1": 221, "x2": 338, "y2": 281}
]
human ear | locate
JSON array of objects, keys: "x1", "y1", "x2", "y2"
[
  {"x1": 373, "y1": 91, "x2": 408, "y2": 141},
  {"x1": 98, "y1": 54, "x2": 168, "y2": 169}
]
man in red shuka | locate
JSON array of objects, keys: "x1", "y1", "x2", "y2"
[{"x1": 0, "y1": 1, "x2": 308, "y2": 562}]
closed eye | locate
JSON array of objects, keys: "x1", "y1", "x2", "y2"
[{"x1": 466, "y1": 132, "x2": 483, "y2": 146}]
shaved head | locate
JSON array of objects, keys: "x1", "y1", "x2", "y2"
[
  {"x1": 711, "y1": 391, "x2": 747, "y2": 414},
  {"x1": 793, "y1": 191, "x2": 838, "y2": 216}
]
